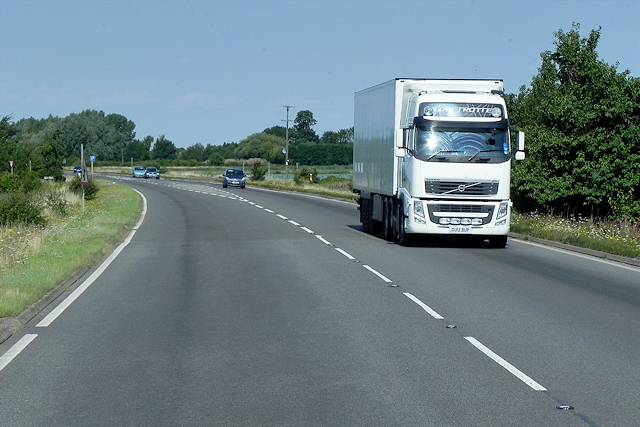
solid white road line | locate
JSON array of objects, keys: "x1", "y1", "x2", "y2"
[
  {"x1": 36, "y1": 190, "x2": 147, "y2": 328},
  {"x1": 0, "y1": 334, "x2": 37, "y2": 372},
  {"x1": 464, "y1": 336, "x2": 547, "y2": 391},
  {"x1": 403, "y1": 292, "x2": 444, "y2": 319},
  {"x1": 512, "y1": 239, "x2": 640, "y2": 272}
]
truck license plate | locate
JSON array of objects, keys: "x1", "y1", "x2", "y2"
[{"x1": 449, "y1": 226, "x2": 471, "y2": 234}]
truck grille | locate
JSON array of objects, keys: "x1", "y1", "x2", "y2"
[
  {"x1": 425, "y1": 181, "x2": 499, "y2": 196},
  {"x1": 438, "y1": 204, "x2": 483, "y2": 213}
]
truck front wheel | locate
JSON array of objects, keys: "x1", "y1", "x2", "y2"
[
  {"x1": 396, "y1": 204, "x2": 413, "y2": 246},
  {"x1": 489, "y1": 236, "x2": 507, "y2": 248}
]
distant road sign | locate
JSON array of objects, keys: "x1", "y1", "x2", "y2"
[{"x1": 89, "y1": 156, "x2": 96, "y2": 162}]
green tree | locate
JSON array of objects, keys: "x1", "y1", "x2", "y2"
[
  {"x1": 293, "y1": 110, "x2": 319, "y2": 143},
  {"x1": 182, "y1": 143, "x2": 205, "y2": 161},
  {"x1": 124, "y1": 140, "x2": 150, "y2": 162},
  {"x1": 262, "y1": 126, "x2": 287, "y2": 139},
  {"x1": 141, "y1": 135, "x2": 154, "y2": 151},
  {"x1": 509, "y1": 24, "x2": 640, "y2": 220},
  {"x1": 15, "y1": 110, "x2": 138, "y2": 162},
  {"x1": 106, "y1": 113, "x2": 136, "y2": 142},
  {"x1": 0, "y1": 115, "x2": 17, "y2": 173},
  {"x1": 320, "y1": 127, "x2": 353, "y2": 144},
  {"x1": 37, "y1": 129, "x2": 66, "y2": 180},
  {"x1": 205, "y1": 142, "x2": 239, "y2": 163},
  {"x1": 152, "y1": 135, "x2": 177, "y2": 160},
  {"x1": 235, "y1": 133, "x2": 286, "y2": 162}
]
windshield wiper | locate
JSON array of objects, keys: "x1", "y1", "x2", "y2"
[
  {"x1": 426, "y1": 150, "x2": 463, "y2": 161},
  {"x1": 467, "y1": 149, "x2": 505, "y2": 162}
]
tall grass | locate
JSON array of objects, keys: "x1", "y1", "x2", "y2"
[{"x1": 0, "y1": 181, "x2": 141, "y2": 317}]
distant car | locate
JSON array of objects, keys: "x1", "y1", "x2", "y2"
[
  {"x1": 144, "y1": 166, "x2": 160, "y2": 179},
  {"x1": 222, "y1": 168, "x2": 246, "y2": 188},
  {"x1": 132, "y1": 166, "x2": 146, "y2": 178},
  {"x1": 73, "y1": 166, "x2": 82, "y2": 176}
]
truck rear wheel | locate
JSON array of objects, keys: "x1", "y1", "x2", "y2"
[
  {"x1": 361, "y1": 198, "x2": 372, "y2": 234},
  {"x1": 382, "y1": 198, "x2": 394, "y2": 240}
]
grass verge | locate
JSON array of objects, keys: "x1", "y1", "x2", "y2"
[
  {"x1": 511, "y1": 213, "x2": 640, "y2": 259},
  {"x1": 0, "y1": 181, "x2": 141, "y2": 318},
  {"x1": 248, "y1": 177, "x2": 358, "y2": 201}
]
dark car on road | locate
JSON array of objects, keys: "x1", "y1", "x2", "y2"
[
  {"x1": 222, "y1": 168, "x2": 246, "y2": 188},
  {"x1": 144, "y1": 166, "x2": 160, "y2": 179}
]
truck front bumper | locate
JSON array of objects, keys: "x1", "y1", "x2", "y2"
[{"x1": 405, "y1": 199, "x2": 511, "y2": 236}]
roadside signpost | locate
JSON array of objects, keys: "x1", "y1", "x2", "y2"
[{"x1": 80, "y1": 145, "x2": 88, "y2": 214}]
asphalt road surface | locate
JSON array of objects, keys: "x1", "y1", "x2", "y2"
[{"x1": 1, "y1": 176, "x2": 639, "y2": 426}]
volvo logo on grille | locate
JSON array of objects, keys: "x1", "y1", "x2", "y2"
[{"x1": 458, "y1": 185, "x2": 466, "y2": 192}]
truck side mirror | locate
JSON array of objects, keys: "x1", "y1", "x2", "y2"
[
  {"x1": 394, "y1": 128, "x2": 410, "y2": 158},
  {"x1": 515, "y1": 131, "x2": 525, "y2": 160},
  {"x1": 516, "y1": 131, "x2": 525, "y2": 151}
]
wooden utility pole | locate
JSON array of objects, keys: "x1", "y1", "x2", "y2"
[{"x1": 282, "y1": 105, "x2": 294, "y2": 179}]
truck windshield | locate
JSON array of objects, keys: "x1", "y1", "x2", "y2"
[{"x1": 415, "y1": 125, "x2": 510, "y2": 163}]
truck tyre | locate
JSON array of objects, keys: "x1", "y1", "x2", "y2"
[
  {"x1": 396, "y1": 205, "x2": 413, "y2": 246},
  {"x1": 361, "y1": 199, "x2": 372, "y2": 234},
  {"x1": 382, "y1": 199, "x2": 393, "y2": 241},
  {"x1": 489, "y1": 236, "x2": 507, "y2": 248}
]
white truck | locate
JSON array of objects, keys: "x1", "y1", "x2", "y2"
[{"x1": 353, "y1": 78, "x2": 525, "y2": 247}]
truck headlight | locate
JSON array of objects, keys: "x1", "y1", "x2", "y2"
[
  {"x1": 496, "y1": 202, "x2": 508, "y2": 220},
  {"x1": 413, "y1": 201, "x2": 425, "y2": 218}
]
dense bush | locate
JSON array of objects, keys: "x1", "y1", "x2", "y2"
[
  {"x1": 250, "y1": 162, "x2": 267, "y2": 181},
  {"x1": 0, "y1": 193, "x2": 45, "y2": 226},
  {"x1": 68, "y1": 176, "x2": 100, "y2": 200},
  {"x1": 44, "y1": 188, "x2": 70, "y2": 216},
  {"x1": 289, "y1": 143, "x2": 352, "y2": 166},
  {"x1": 294, "y1": 168, "x2": 319, "y2": 185},
  {"x1": 0, "y1": 172, "x2": 43, "y2": 194}
]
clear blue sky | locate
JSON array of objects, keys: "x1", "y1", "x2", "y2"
[{"x1": 1, "y1": 0, "x2": 638, "y2": 149}]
